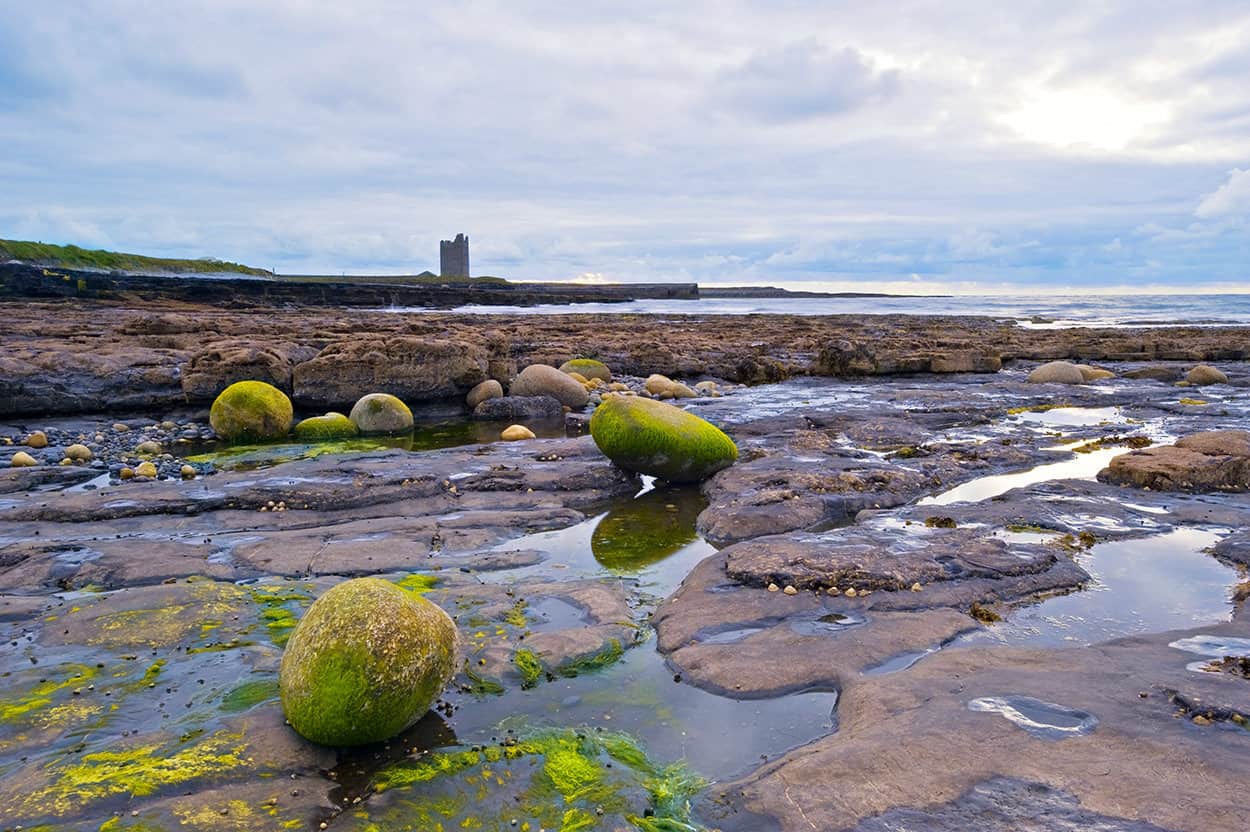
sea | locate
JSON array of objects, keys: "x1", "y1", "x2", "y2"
[{"x1": 387, "y1": 293, "x2": 1250, "y2": 328}]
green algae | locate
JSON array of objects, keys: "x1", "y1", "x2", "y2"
[
  {"x1": 503, "y1": 598, "x2": 529, "y2": 627},
  {"x1": 249, "y1": 584, "x2": 312, "y2": 647},
  {"x1": 368, "y1": 728, "x2": 706, "y2": 832},
  {"x1": 0, "y1": 664, "x2": 100, "y2": 724},
  {"x1": 220, "y1": 679, "x2": 281, "y2": 713},
  {"x1": 514, "y1": 648, "x2": 544, "y2": 688},
  {"x1": 462, "y1": 663, "x2": 506, "y2": 697},
  {"x1": 7, "y1": 730, "x2": 249, "y2": 818},
  {"x1": 555, "y1": 639, "x2": 625, "y2": 679},
  {"x1": 394, "y1": 573, "x2": 439, "y2": 596}
]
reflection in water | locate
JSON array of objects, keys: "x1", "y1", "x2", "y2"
[
  {"x1": 957, "y1": 528, "x2": 1235, "y2": 649},
  {"x1": 920, "y1": 446, "x2": 1135, "y2": 506},
  {"x1": 591, "y1": 486, "x2": 707, "y2": 572}
]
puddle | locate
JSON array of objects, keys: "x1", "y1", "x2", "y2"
[
  {"x1": 334, "y1": 634, "x2": 837, "y2": 831},
  {"x1": 1012, "y1": 406, "x2": 1124, "y2": 428},
  {"x1": 921, "y1": 446, "x2": 1140, "y2": 506},
  {"x1": 1169, "y1": 635, "x2": 1250, "y2": 658},
  {"x1": 487, "y1": 485, "x2": 715, "y2": 597},
  {"x1": 790, "y1": 611, "x2": 867, "y2": 636},
  {"x1": 956, "y1": 529, "x2": 1236, "y2": 648},
  {"x1": 967, "y1": 695, "x2": 1098, "y2": 739},
  {"x1": 863, "y1": 646, "x2": 942, "y2": 676}
]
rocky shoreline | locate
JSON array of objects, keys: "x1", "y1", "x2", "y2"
[{"x1": 2, "y1": 299, "x2": 1250, "y2": 832}]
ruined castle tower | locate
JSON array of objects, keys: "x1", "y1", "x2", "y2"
[{"x1": 439, "y1": 233, "x2": 470, "y2": 277}]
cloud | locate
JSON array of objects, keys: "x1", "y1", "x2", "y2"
[
  {"x1": 1195, "y1": 168, "x2": 1250, "y2": 217},
  {"x1": 709, "y1": 40, "x2": 900, "y2": 122},
  {"x1": 1, "y1": 1, "x2": 1249, "y2": 290}
]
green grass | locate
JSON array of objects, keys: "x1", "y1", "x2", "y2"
[{"x1": 0, "y1": 238, "x2": 270, "y2": 276}]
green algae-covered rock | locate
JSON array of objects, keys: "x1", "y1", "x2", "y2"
[
  {"x1": 591, "y1": 486, "x2": 705, "y2": 571},
  {"x1": 293, "y1": 412, "x2": 359, "y2": 441},
  {"x1": 349, "y1": 393, "x2": 414, "y2": 434},
  {"x1": 559, "y1": 358, "x2": 612, "y2": 382},
  {"x1": 280, "y1": 577, "x2": 458, "y2": 746},
  {"x1": 589, "y1": 395, "x2": 737, "y2": 482},
  {"x1": 209, "y1": 380, "x2": 293, "y2": 442}
]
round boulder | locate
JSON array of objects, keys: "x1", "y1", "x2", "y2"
[
  {"x1": 294, "y1": 412, "x2": 359, "y2": 441},
  {"x1": 279, "y1": 577, "x2": 458, "y2": 746},
  {"x1": 559, "y1": 358, "x2": 612, "y2": 382},
  {"x1": 349, "y1": 393, "x2": 413, "y2": 435},
  {"x1": 510, "y1": 364, "x2": 590, "y2": 409},
  {"x1": 1027, "y1": 361, "x2": 1086, "y2": 385},
  {"x1": 590, "y1": 395, "x2": 738, "y2": 482},
  {"x1": 466, "y1": 379, "x2": 504, "y2": 409},
  {"x1": 1186, "y1": 364, "x2": 1228, "y2": 386},
  {"x1": 65, "y1": 443, "x2": 93, "y2": 462},
  {"x1": 24, "y1": 431, "x2": 48, "y2": 449},
  {"x1": 209, "y1": 380, "x2": 294, "y2": 442}
]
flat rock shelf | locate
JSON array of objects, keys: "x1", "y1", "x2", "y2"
[{"x1": 2, "y1": 303, "x2": 1250, "y2": 832}]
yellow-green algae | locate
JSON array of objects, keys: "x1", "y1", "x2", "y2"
[
  {"x1": 514, "y1": 648, "x2": 544, "y2": 688},
  {"x1": 559, "y1": 358, "x2": 612, "y2": 382},
  {"x1": 366, "y1": 728, "x2": 706, "y2": 832},
  {"x1": 0, "y1": 663, "x2": 100, "y2": 724},
  {"x1": 209, "y1": 380, "x2": 293, "y2": 442},
  {"x1": 3, "y1": 730, "x2": 249, "y2": 819},
  {"x1": 590, "y1": 396, "x2": 736, "y2": 483},
  {"x1": 293, "y1": 411, "x2": 358, "y2": 441},
  {"x1": 394, "y1": 573, "x2": 439, "y2": 596},
  {"x1": 279, "y1": 577, "x2": 459, "y2": 746}
]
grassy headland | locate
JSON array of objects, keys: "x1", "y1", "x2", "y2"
[{"x1": 0, "y1": 238, "x2": 271, "y2": 276}]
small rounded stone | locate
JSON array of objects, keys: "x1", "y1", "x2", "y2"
[
  {"x1": 500, "y1": 424, "x2": 536, "y2": 441},
  {"x1": 11, "y1": 451, "x2": 38, "y2": 467}
]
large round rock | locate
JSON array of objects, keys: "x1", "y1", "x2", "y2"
[
  {"x1": 350, "y1": 393, "x2": 414, "y2": 434},
  {"x1": 1027, "y1": 360, "x2": 1086, "y2": 384},
  {"x1": 279, "y1": 577, "x2": 458, "y2": 747},
  {"x1": 559, "y1": 358, "x2": 612, "y2": 382},
  {"x1": 510, "y1": 364, "x2": 589, "y2": 409},
  {"x1": 209, "y1": 380, "x2": 293, "y2": 442},
  {"x1": 293, "y1": 412, "x2": 359, "y2": 441},
  {"x1": 590, "y1": 395, "x2": 737, "y2": 482}
]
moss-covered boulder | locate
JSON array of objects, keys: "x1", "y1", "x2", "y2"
[
  {"x1": 559, "y1": 358, "x2": 612, "y2": 382},
  {"x1": 293, "y1": 412, "x2": 359, "y2": 441},
  {"x1": 279, "y1": 577, "x2": 458, "y2": 746},
  {"x1": 589, "y1": 395, "x2": 737, "y2": 482},
  {"x1": 209, "y1": 380, "x2": 293, "y2": 442},
  {"x1": 349, "y1": 393, "x2": 414, "y2": 434}
]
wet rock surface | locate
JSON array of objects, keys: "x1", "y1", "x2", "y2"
[{"x1": 2, "y1": 344, "x2": 1250, "y2": 830}]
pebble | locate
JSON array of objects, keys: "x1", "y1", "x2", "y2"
[
  {"x1": 500, "y1": 424, "x2": 536, "y2": 441},
  {"x1": 10, "y1": 451, "x2": 38, "y2": 467},
  {"x1": 135, "y1": 440, "x2": 162, "y2": 455},
  {"x1": 911, "y1": 582, "x2": 923, "y2": 592},
  {"x1": 767, "y1": 583, "x2": 780, "y2": 592},
  {"x1": 112, "y1": 423, "x2": 130, "y2": 432},
  {"x1": 135, "y1": 461, "x2": 158, "y2": 479},
  {"x1": 180, "y1": 465, "x2": 196, "y2": 479},
  {"x1": 24, "y1": 431, "x2": 49, "y2": 449},
  {"x1": 783, "y1": 585, "x2": 798, "y2": 595},
  {"x1": 119, "y1": 467, "x2": 136, "y2": 480},
  {"x1": 826, "y1": 587, "x2": 839, "y2": 596},
  {"x1": 845, "y1": 588, "x2": 858, "y2": 597}
]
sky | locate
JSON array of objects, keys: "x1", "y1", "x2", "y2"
[{"x1": 1, "y1": 1, "x2": 1249, "y2": 294}]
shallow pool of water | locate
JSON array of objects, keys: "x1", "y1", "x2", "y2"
[{"x1": 956, "y1": 528, "x2": 1236, "y2": 648}]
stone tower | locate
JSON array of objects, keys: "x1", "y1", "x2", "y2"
[{"x1": 439, "y1": 233, "x2": 470, "y2": 277}]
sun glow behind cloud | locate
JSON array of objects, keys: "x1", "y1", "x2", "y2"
[{"x1": 999, "y1": 86, "x2": 1170, "y2": 151}]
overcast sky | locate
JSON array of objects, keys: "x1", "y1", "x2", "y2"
[{"x1": 2, "y1": 1, "x2": 1249, "y2": 292}]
